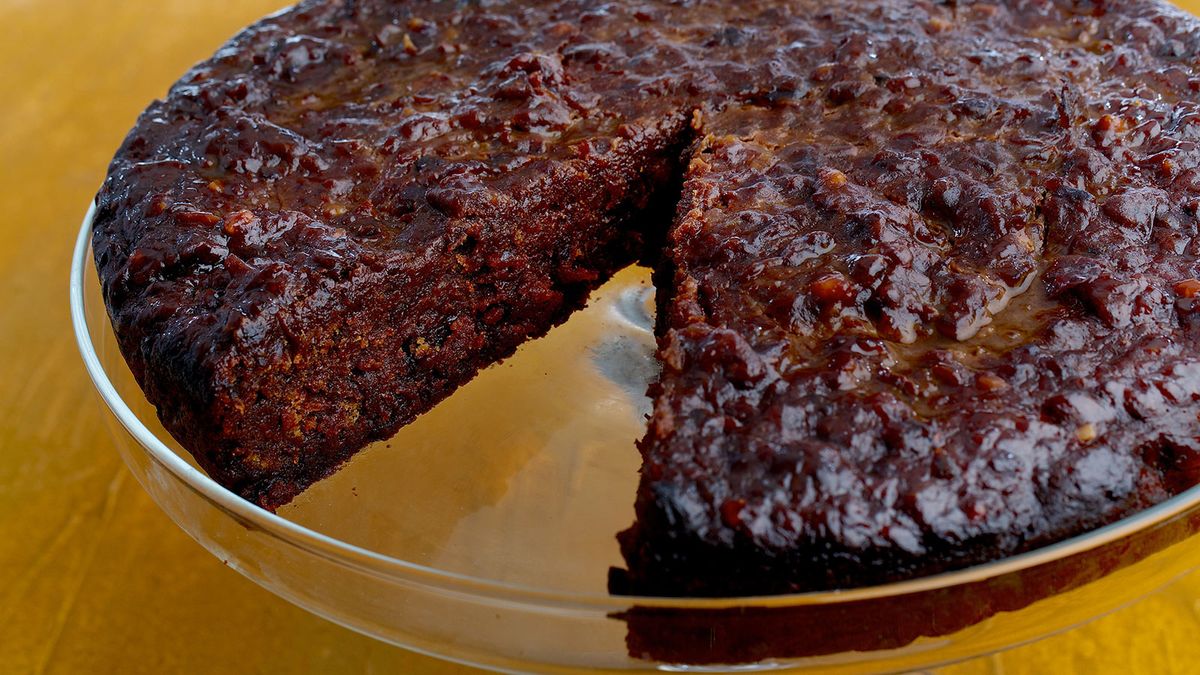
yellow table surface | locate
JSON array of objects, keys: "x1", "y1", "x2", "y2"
[{"x1": 5, "y1": 1, "x2": 1200, "y2": 672}]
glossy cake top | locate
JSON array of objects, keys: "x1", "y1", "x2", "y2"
[
  {"x1": 623, "y1": 1, "x2": 1200, "y2": 594},
  {"x1": 92, "y1": 0, "x2": 1200, "y2": 595}
]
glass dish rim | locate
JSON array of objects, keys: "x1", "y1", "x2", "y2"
[{"x1": 70, "y1": 200, "x2": 1200, "y2": 613}]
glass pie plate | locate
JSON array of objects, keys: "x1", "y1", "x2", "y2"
[{"x1": 70, "y1": 201, "x2": 1200, "y2": 674}]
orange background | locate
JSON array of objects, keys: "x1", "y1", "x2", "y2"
[{"x1": 3, "y1": 1, "x2": 1200, "y2": 672}]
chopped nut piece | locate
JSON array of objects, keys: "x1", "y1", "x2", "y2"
[
  {"x1": 411, "y1": 336, "x2": 433, "y2": 358},
  {"x1": 1076, "y1": 423, "x2": 1098, "y2": 443},
  {"x1": 821, "y1": 169, "x2": 848, "y2": 189},
  {"x1": 222, "y1": 210, "x2": 256, "y2": 236},
  {"x1": 1095, "y1": 114, "x2": 1128, "y2": 133},
  {"x1": 977, "y1": 374, "x2": 1008, "y2": 392},
  {"x1": 927, "y1": 17, "x2": 952, "y2": 33},
  {"x1": 1175, "y1": 279, "x2": 1200, "y2": 298},
  {"x1": 808, "y1": 273, "x2": 856, "y2": 305}
]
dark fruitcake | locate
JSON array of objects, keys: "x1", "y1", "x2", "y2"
[
  {"x1": 94, "y1": 0, "x2": 708, "y2": 508},
  {"x1": 94, "y1": 0, "x2": 1200, "y2": 595},
  {"x1": 616, "y1": 1, "x2": 1200, "y2": 596}
]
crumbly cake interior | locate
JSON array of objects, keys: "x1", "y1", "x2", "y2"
[{"x1": 94, "y1": 0, "x2": 1200, "y2": 595}]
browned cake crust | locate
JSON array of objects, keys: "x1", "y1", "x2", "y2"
[
  {"x1": 616, "y1": 1, "x2": 1200, "y2": 596},
  {"x1": 95, "y1": 0, "x2": 1200, "y2": 595},
  {"x1": 93, "y1": 0, "x2": 708, "y2": 507}
]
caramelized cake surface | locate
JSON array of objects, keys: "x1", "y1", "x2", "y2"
[{"x1": 95, "y1": 0, "x2": 1200, "y2": 594}]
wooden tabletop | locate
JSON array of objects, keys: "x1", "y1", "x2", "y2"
[{"x1": 3, "y1": 1, "x2": 1200, "y2": 672}]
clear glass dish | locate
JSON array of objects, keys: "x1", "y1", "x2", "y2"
[{"x1": 70, "y1": 202, "x2": 1200, "y2": 673}]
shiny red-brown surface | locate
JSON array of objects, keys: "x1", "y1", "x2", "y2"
[
  {"x1": 617, "y1": 0, "x2": 1200, "y2": 596},
  {"x1": 95, "y1": 0, "x2": 1200, "y2": 598},
  {"x1": 94, "y1": 0, "x2": 709, "y2": 507}
]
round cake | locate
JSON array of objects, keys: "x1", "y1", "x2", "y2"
[{"x1": 94, "y1": 0, "x2": 1200, "y2": 597}]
